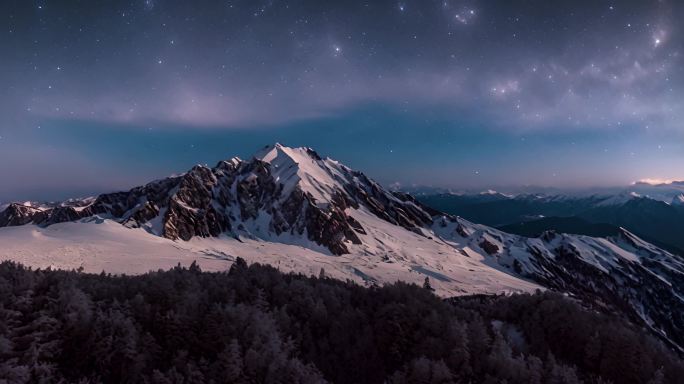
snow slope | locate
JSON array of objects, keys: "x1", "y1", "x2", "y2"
[{"x1": 0, "y1": 216, "x2": 540, "y2": 297}]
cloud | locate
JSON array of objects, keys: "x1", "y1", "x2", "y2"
[
  {"x1": 634, "y1": 178, "x2": 683, "y2": 186},
  {"x1": 26, "y1": 39, "x2": 683, "y2": 134},
  {"x1": 5, "y1": 0, "x2": 683, "y2": 134}
]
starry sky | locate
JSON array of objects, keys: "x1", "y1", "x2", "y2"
[{"x1": 1, "y1": 0, "x2": 683, "y2": 201}]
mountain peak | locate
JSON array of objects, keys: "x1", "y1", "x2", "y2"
[
  {"x1": 253, "y1": 143, "x2": 282, "y2": 160},
  {"x1": 252, "y1": 144, "x2": 342, "y2": 204},
  {"x1": 255, "y1": 142, "x2": 303, "y2": 162},
  {"x1": 254, "y1": 143, "x2": 322, "y2": 162}
]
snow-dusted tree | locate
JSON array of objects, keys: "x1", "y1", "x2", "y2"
[{"x1": 423, "y1": 277, "x2": 434, "y2": 291}]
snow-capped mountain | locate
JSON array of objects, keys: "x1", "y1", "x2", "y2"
[
  {"x1": 1, "y1": 144, "x2": 434, "y2": 255},
  {"x1": 1, "y1": 144, "x2": 683, "y2": 351},
  {"x1": 419, "y1": 190, "x2": 684, "y2": 256}
]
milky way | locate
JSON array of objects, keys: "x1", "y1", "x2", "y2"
[{"x1": 1, "y1": 1, "x2": 683, "y2": 200}]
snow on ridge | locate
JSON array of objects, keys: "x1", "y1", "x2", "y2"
[
  {"x1": 480, "y1": 189, "x2": 512, "y2": 196},
  {"x1": 595, "y1": 191, "x2": 641, "y2": 206},
  {"x1": 672, "y1": 194, "x2": 684, "y2": 205},
  {"x1": 480, "y1": 189, "x2": 499, "y2": 195},
  {"x1": 254, "y1": 143, "x2": 350, "y2": 205}
]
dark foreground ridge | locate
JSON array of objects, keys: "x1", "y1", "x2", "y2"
[{"x1": 0, "y1": 260, "x2": 681, "y2": 384}]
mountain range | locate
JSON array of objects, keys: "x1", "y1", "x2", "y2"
[
  {"x1": 418, "y1": 190, "x2": 684, "y2": 255},
  {"x1": 0, "y1": 143, "x2": 683, "y2": 352}
]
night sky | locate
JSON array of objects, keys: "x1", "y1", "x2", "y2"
[{"x1": 2, "y1": 0, "x2": 683, "y2": 201}]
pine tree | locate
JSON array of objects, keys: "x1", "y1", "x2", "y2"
[
  {"x1": 646, "y1": 367, "x2": 665, "y2": 384},
  {"x1": 229, "y1": 257, "x2": 248, "y2": 275},
  {"x1": 423, "y1": 277, "x2": 435, "y2": 292}
]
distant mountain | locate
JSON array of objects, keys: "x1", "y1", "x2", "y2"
[
  {"x1": 418, "y1": 192, "x2": 684, "y2": 255},
  {"x1": 498, "y1": 216, "x2": 621, "y2": 238},
  {"x1": 418, "y1": 193, "x2": 600, "y2": 225},
  {"x1": 629, "y1": 180, "x2": 684, "y2": 202},
  {"x1": 1, "y1": 144, "x2": 683, "y2": 351}
]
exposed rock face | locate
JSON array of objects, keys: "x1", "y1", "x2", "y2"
[
  {"x1": 478, "y1": 238, "x2": 499, "y2": 255},
  {"x1": 0, "y1": 144, "x2": 431, "y2": 255},
  {"x1": 0, "y1": 204, "x2": 46, "y2": 226},
  {"x1": 346, "y1": 172, "x2": 433, "y2": 230},
  {"x1": 163, "y1": 166, "x2": 226, "y2": 241}
]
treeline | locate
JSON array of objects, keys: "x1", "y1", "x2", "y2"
[{"x1": 0, "y1": 259, "x2": 681, "y2": 383}]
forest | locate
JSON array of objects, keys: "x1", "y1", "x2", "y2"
[{"x1": 0, "y1": 259, "x2": 682, "y2": 384}]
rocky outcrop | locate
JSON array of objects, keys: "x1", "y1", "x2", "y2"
[
  {"x1": 0, "y1": 203, "x2": 46, "y2": 226},
  {"x1": 479, "y1": 238, "x2": 499, "y2": 255},
  {"x1": 346, "y1": 172, "x2": 433, "y2": 231}
]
